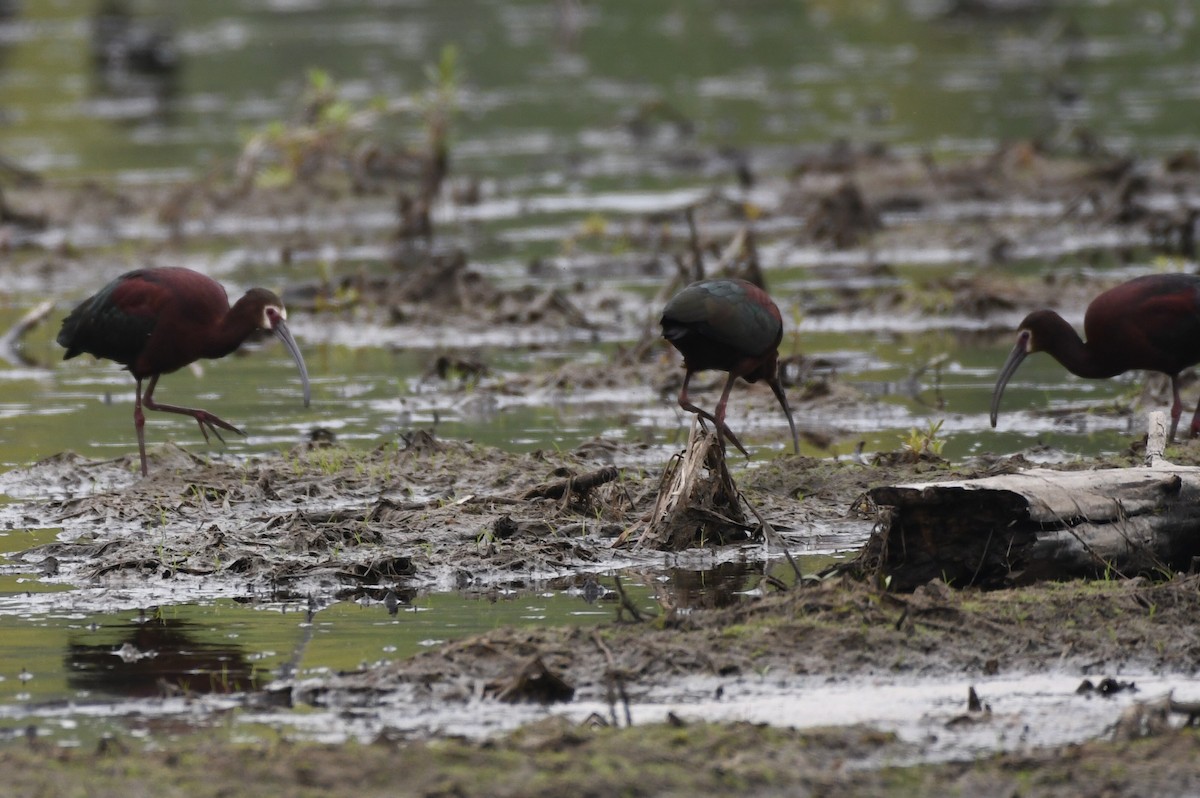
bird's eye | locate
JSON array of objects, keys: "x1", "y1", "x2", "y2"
[{"x1": 262, "y1": 305, "x2": 286, "y2": 329}]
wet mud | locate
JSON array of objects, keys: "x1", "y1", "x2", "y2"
[
  {"x1": 5, "y1": 434, "x2": 875, "y2": 599},
  {"x1": 5, "y1": 434, "x2": 1200, "y2": 793}
]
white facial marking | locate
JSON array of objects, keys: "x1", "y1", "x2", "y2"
[{"x1": 262, "y1": 304, "x2": 287, "y2": 329}]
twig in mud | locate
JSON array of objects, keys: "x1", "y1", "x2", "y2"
[
  {"x1": 684, "y1": 206, "x2": 704, "y2": 282},
  {"x1": 1168, "y1": 692, "x2": 1200, "y2": 726},
  {"x1": 759, "y1": 573, "x2": 789, "y2": 593},
  {"x1": 617, "y1": 479, "x2": 639, "y2": 512},
  {"x1": 611, "y1": 574, "x2": 645, "y2": 623},
  {"x1": 366, "y1": 493, "x2": 524, "y2": 521},
  {"x1": 277, "y1": 610, "x2": 317, "y2": 680},
  {"x1": 591, "y1": 630, "x2": 633, "y2": 727},
  {"x1": 714, "y1": 225, "x2": 765, "y2": 289},
  {"x1": 739, "y1": 489, "x2": 803, "y2": 585}
]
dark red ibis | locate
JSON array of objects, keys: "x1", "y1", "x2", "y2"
[
  {"x1": 57, "y1": 267, "x2": 311, "y2": 476},
  {"x1": 991, "y1": 272, "x2": 1200, "y2": 441},
  {"x1": 661, "y1": 277, "x2": 799, "y2": 455}
]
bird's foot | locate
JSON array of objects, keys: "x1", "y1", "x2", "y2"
[
  {"x1": 190, "y1": 412, "x2": 246, "y2": 445},
  {"x1": 684, "y1": 406, "x2": 751, "y2": 458},
  {"x1": 715, "y1": 421, "x2": 750, "y2": 458}
]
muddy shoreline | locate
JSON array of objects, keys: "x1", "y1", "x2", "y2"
[{"x1": 4, "y1": 436, "x2": 1200, "y2": 795}]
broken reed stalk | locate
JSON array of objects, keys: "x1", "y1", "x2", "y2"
[
  {"x1": 621, "y1": 420, "x2": 804, "y2": 582},
  {"x1": 622, "y1": 420, "x2": 747, "y2": 550}
]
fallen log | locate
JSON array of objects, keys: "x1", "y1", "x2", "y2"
[{"x1": 856, "y1": 413, "x2": 1200, "y2": 590}]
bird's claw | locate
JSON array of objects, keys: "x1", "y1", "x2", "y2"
[
  {"x1": 693, "y1": 413, "x2": 750, "y2": 458},
  {"x1": 192, "y1": 412, "x2": 245, "y2": 445},
  {"x1": 718, "y1": 423, "x2": 750, "y2": 458}
]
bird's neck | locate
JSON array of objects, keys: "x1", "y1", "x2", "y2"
[
  {"x1": 204, "y1": 303, "x2": 260, "y2": 358},
  {"x1": 1043, "y1": 315, "x2": 1122, "y2": 379}
]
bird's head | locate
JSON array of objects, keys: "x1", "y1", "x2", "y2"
[
  {"x1": 1013, "y1": 309, "x2": 1064, "y2": 354},
  {"x1": 990, "y1": 310, "x2": 1059, "y2": 428},
  {"x1": 240, "y1": 288, "x2": 310, "y2": 408}
]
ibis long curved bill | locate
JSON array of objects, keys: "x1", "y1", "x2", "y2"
[
  {"x1": 768, "y1": 375, "x2": 800, "y2": 454},
  {"x1": 271, "y1": 318, "x2": 311, "y2": 407},
  {"x1": 990, "y1": 331, "x2": 1030, "y2": 428}
]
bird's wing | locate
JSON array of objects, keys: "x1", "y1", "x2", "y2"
[
  {"x1": 58, "y1": 273, "x2": 162, "y2": 365},
  {"x1": 108, "y1": 272, "x2": 172, "y2": 319},
  {"x1": 1137, "y1": 291, "x2": 1200, "y2": 370},
  {"x1": 664, "y1": 281, "x2": 781, "y2": 354}
]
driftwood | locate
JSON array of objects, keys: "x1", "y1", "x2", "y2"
[
  {"x1": 522, "y1": 466, "x2": 618, "y2": 501},
  {"x1": 859, "y1": 412, "x2": 1200, "y2": 590}
]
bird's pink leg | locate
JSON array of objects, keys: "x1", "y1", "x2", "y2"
[
  {"x1": 678, "y1": 370, "x2": 719, "y2": 424},
  {"x1": 1169, "y1": 375, "x2": 1183, "y2": 442},
  {"x1": 1183, "y1": 375, "x2": 1200, "y2": 439},
  {"x1": 134, "y1": 378, "x2": 148, "y2": 477},
  {"x1": 142, "y1": 374, "x2": 246, "y2": 446},
  {"x1": 677, "y1": 370, "x2": 748, "y2": 457},
  {"x1": 712, "y1": 373, "x2": 750, "y2": 458}
]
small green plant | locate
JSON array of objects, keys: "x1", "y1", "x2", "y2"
[
  {"x1": 903, "y1": 419, "x2": 946, "y2": 458},
  {"x1": 238, "y1": 45, "x2": 460, "y2": 192}
]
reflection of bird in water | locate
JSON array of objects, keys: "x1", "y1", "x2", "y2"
[
  {"x1": 656, "y1": 562, "x2": 756, "y2": 612},
  {"x1": 991, "y1": 273, "x2": 1200, "y2": 441},
  {"x1": 57, "y1": 267, "x2": 311, "y2": 477},
  {"x1": 67, "y1": 617, "x2": 260, "y2": 698},
  {"x1": 661, "y1": 278, "x2": 799, "y2": 455}
]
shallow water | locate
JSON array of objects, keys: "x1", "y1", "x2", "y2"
[{"x1": 0, "y1": 0, "x2": 1196, "y2": 762}]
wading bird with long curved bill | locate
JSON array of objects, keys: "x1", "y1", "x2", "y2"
[
  {"x1": 58, "y1": 267, "x2": 311, "y2": 476},
  {"x1": 991, "y1": 272, "x2": 1200, "y2": 442},
  {"x1": 661, "y1": 277, "x2": 799, "y2": 456}
]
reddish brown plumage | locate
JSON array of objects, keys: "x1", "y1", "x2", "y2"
[{"x1": 992, "y1": 272, "x2": 1200, "y2": 441}]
